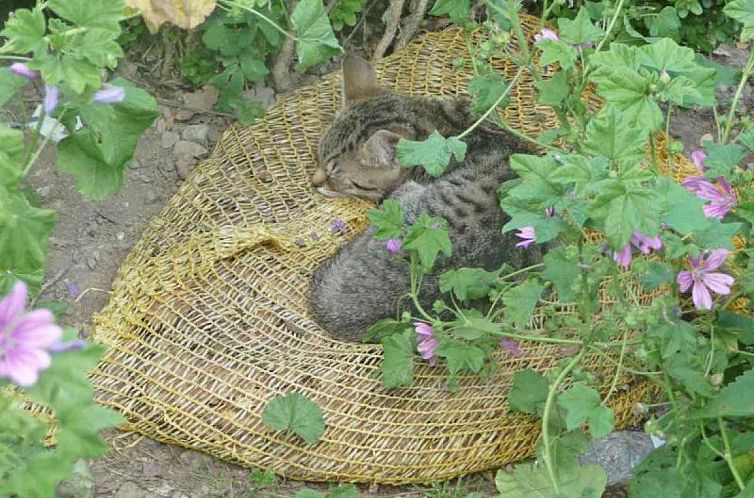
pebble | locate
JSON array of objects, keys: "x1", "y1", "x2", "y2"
[
  {"x1": 36, "y1": 185, "x2": 51, "y2": 197},
  {"x1": 161, "y1": 131, "x2": 180, "y2": 149},
  {"x1": 175, "y1": 157, "x2": 197, "y2": 180},
  {"x1": 243, "y1": 85, "x2": 276, "y2": 109},
  {"x1": 174, "y1": 140, "x2": 208, "y2": 158},
  {"x1": 580, "y1": 431, "x2": 655, "y2": 486},
  {"x1": 182, "y1": 124, "x2": 210, "y2": 144},
  {"x1": 116, "y1": 231, "x2": 125, "y2": 241}
]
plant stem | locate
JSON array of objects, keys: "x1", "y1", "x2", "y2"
[
  {"x1": 595, "y1": 0, "x2": 626, "y2": 53},
  {"x1": 542, "y1": 348, "x2": 586, "y2": 494},
  {"x1": 217, "y1": 0, "x2": 296, "y2": 40},
  {"x1": 601, "y1": 330, "x2": 628, "y2": 405},
  {"x1": 718, "y1": 415, "x2": 746, "y2": 491},
  {"x1": 409, "y1": 254, "x2": 434, "y2": 323},
  {"x1": 457, "y1": 67, "x2": 524, "y2": 140},
  {"x1": 721, "y1": 47, "x2": 754, "y2": 143},
  {"x1": 0, "y1": 55, "x2": 32, "y2": 61}
]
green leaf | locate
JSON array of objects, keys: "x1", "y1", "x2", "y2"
[
  {"x1": 261, "y1": 392, "x2": 326, "y2": 444},
  {"x1": 590, "y1": 43, "x2": 640, "y2": 70},
  {"x1": 292, "y1": 0, "x2": 344, "y2": 71},
  {"x1": 71, "y1": 29, "x2": 124, "y2": 68},
  {"x1": 249, "y1": 469, "x2": 277, "y2": 488},
  {"x1": 429, "y1": 0, "x2": 471, "y2": 24},
  {"x1": 601, "y1": 187, "x2": 661, "y2": 249},
  {"x1": 558, "y1": 384, "x2": 614, "y2": 438},
  {"x1": 328, "y1": 484, "x2": 361, "y2": 498},
  {"x1": 558, "y1": 8, "x2": 604, "y2": 45},
  {"x1": 549, "y1": 155, "x2": 608, "y2": 196},
  {"x1": 47, "y1": 0, "x2": 125, "y2": 33},
  {"x1": 495, "y1": 463, "x2": 607, "y2": 498},
  {"x1": 508, "y1": 368, "x2": 549, "y2": 414},
  {"x1": 381, "y1": 332, "x2": 415, "y2": 388},
  {"x1": 590, "y1": 67, "x2": 662, "y2": 130},
  {"x1": 57, "y1": 79, "x2": 158, "y2": 199},
  {"x1": 239, "y1": 53, "x2": 270, "y2": 83},
  {"x1": 0, "y1": 188, "x2": 56, "y2": 274},
  {"x1": 537, "y1": 39, "x2": 577, "y2": 70},
  {"x1": 667, "y1": 354, "x2": 716, "y2": 398},
  {"x1": 367, "y1": 200, "x2": 404, "y2": 240},
  {"x1": 507, "y1": 154, "x2": 563, "y2": 208},
  {"x1": 0, "y1": 268, "x2": 43, "y2": 297},
  {"x1": 640, "y1": 261, "x2": 673, "y2": 291},
  {"x1": 447, "y1": 315, "x2": 500, "y2": 340},
  {"x1": 583, "y1": 105, "x2": 647, "y2": 165},
  {"x1": 439, "y1": 267, "x2": 499, "y2": 301},
  {"x1": 502, "y1": 279, "x2": 543, "y2": 328},
  {"x1": 535, "y1": 71, "x2": 569, "y2": 107},
  {"x1": 543, "y1": 247, "x2": 580, "y2": 302},
  {"x1": 695, "y1": 370, "x2": 754, "y2": 418},
  {"x1": 0, "y1": 7, "x2": 47, "y2": 54},
  {"x1": 435, "y1": 340, "x2": 485, "y2": 377},
  {"x1": 396, "y1": 131, "x2": 467, "y2": 177},
  {"x1": 485, "y1": 0, "x2": 521, "y2": 31},
  {"x1": 295, "y1": 490, "x2": 326, "y2": 498},
  {"x1": 678, "y1": 66, "x2": 716, "y2": 107},
  {"x1": 403, "y1": 215, "x2": 452, "y2": 271},
  {"x1": 648, "y1": 7, "x2": 681, "y2": 40},
  {"x1": 695, "y1": 220, "x2": 742, "y2": 251},
  {"x1": 364, "y1": 318, "x2": 411, "y2": 342},
  {"x1": 658, "y1": 178, "x2": 709, "y2": 235},
  {"x1": 638, "y1": 37, "x2": 697, "y2": 72},
  {"x1": 703, "y1": 142, "x2": 747, "y2": 177},
  {"x1": 648, "y1": 319, "x2": 697, "y2": 359},
  {"x1": 724, "y1": 0, "x2": 754, "y2": 42},
  {"x1": 468, "y1": 72, "x2": 509, "y2": 115},
  {"x1": 0, "y1": 126, "x2": 25, "y2": 187},
  {"x1": 0, "y1": 68, "x2": 30, "y2": 109}
]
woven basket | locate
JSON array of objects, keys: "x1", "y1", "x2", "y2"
[{"x1": 87, "y1": 17, "x2": 684, "y2": 484}]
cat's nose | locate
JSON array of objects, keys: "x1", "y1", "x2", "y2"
[{"x1": 311, "y1": 170, "x2": 327, "y2": 187}]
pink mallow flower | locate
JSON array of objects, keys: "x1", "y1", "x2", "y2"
[
  {"x1": 677, "y1": 249, "x2": 734, "y2": 310},
  {"x1": 534, "y1": 29, "x2": 559, "y2": 42},
  {"x1": 385, "y1": 239, "x2": 402, "y2": 254},
  {"x1": 10, "y1": 62, "x2": 38, "y2": 80},
  {"x1": 0, "y1": 282, "x2": 63, "y2": 387},
  {"x1": 93, "y1": 85, "x2": 125, "y2": 104},
  {"x1": 613, "y1": 231, "x2": 662, "y2": 269},
  {"x1": 515, "y1": 227, "x2": 536, "y2": 248},
  {"x1": 682, "y1": 176, "x2": 737, "y2": 220},
  {"x1": 500, "y1": 337, "x2": 523, "y2": 357},
  {"x1": 415, "y1": 322, "x2": 438, "y2": 366},
  {"x1": 691, "y1": 150, "x2": 707, "y2": 171},
  {"x1": 44, "y1": 85, "x2": 59, "y2": 114}
]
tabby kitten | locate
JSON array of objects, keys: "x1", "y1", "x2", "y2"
[{"x1": 309, "y1": 55, "x2": 541, "y2": 342}]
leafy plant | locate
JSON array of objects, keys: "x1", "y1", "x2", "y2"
[
  {"x1": 261, "y1": 392, "x2": 325, "y2": 444},
  {"x1": 367, "y1": 0, "x2": 754, "y2": 496}
]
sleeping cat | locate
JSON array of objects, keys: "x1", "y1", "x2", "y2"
[{"x1": 309, "y1": 55, "x2": 542, "y2": 342}]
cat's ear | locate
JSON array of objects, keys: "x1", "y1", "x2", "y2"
[
  {"x1": 342, "y1": 55, "x2": 382, "y2": 107},
  {"x1": 364, "y1": 130, "x2": 404, "y2": 169}
]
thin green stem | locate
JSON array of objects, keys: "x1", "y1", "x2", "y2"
[
  {"x1": 217, "y1": 0, "x2": 296, "y2": 40},
  {"x1": 409, "y1": 254, "x2": 434, "y2": 323},
  {"x1": 721, "y1": 47, "x2": 754, "y2": 143},
  {"x1": 586, "y1": 345, "x2": 661, "y2": 377},
  {"x1": 457, "y1": 67, "x2": 524, "y2": 140},
  {"x1": 491, "y1": 114, "x2": 566, "y2": 152},
  {"x1": 718, "y1": 415, "x2": 746, "y2": 491},
  {"x1": 665, "y1": 104, "x2": 672, "y2": 140},
  {"x1": 595, "y1": 0, "x2": 626, "y2": 53},
  {"x1": 602, "y1": 330, "x2": 628, "y2": 405},
  {"x1": 542, "y1": 348, "x2": 586, "y2": 494},
  {"x1": 0, "y1": 55, "x2": 32, "y2": 61},
  {"x1": 700, "y1": 422, "x2": 724, "y2": 458}
]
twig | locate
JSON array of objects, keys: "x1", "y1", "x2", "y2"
[
  {"x1": 397, "y1": 0, "x2": 429, "y2": 48},
  {"x1": 30, "y1": 267, "x2": 68, "y2": 306},
  {"x1": 155, "y1": 98, "x2": 234, "y2": 118},
  {"x1": 272, "y1": 0, "x2": 299, "y2": 92},
  {"x1": 373, "y1": 0, "x2": 406, "y2": 59}
]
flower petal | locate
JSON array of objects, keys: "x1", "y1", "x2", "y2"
[
  {"x1": 702, "y1": 272, "x2": 734, "y2": 295},
  {"x1": 613, "y1": 244, "x2": 632, "y2": 269},
  {"x1": 0, "y1": 281, "x2": 27, "y2": 327},
  {"x1": 414, "y1": 322, "x2": 434, "y2": 338},
  {"x1": 692, "y1": 279, "x2": 713, "y2": 310},
  {"x1": 677, "y1": 271, "x2": 693, "y2": 293},
  {"x1": 11, "y1": 317, "x2": 62, "y2": 348},
  {"x1": 703, "y1": 249, "x2": 728, "y2": 272},
  {"x1": 0, "y1": 347, "x2": 51, "y2": 387}
]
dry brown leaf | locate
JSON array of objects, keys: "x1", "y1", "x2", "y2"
[{"x1": 125, "y1": 0, "x2": 217, "y2": 33}]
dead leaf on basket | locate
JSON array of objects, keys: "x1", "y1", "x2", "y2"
[{"x1": 125, "y1": 0, "x2": 217, "y2": 33}]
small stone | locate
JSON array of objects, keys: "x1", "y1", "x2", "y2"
[
  {"x1": 178, "y1": 449, "x2": 214, "y2": 469},
  {"x1": 182, "y1": 124, "x2": 210, "y2": 143},
  {"x1": 580, "y1": 431, "x2": 655, "y2": 486},
  {"x1": 156, "y1": 118, "x2": 167, "y2": 133},
  {"x1": 145, "y1": 191, "x2": 159, "y2": 204},
  {"x1": 86, "y1": 257, "x2": 97, "y2": 270},
  {"x1": 174, "y1": 140, "x2": 208, "y2": 158},
  {"x1": 175, "y1": 157, "x2": 197, "y2": 180},
  {"x1": 699, "y1": 133, "x2": 714, "y2": 146},
  {"x1": 113, "y1": 482, "x2": 146, "y2": 498},
  {"x1": 161, "y1": 131, "x2": 180, "y2": 149},
  {"x1": 92, "y1": 250, "x2": 100, "y2": 261},
  {"x1": 142, "y1": 460, "x2": 164, "y2": 478},
  {"x1": 36, "y1": 185, "x2": 51, "y2": 197},
  {"x1": 116, "y1": 231, "x2": 125, "y2": 241}
]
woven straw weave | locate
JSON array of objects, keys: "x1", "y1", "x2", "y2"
[{"x1": 88, "y1": 16, "x2": 677, "y2": 484}]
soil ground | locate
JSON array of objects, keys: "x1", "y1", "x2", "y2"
[{"x1": 15, "y1": 34, "x2": 751, "y2": 498}]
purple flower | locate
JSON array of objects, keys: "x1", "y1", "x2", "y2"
[
  {"x1": 534, "y1": 28, "x2": 559, "y2": 42},
  {"x1": 328, "y1": 219, "x2": 347, "y2": 234},
  {"x1": 0, "y1": 282, "x2": 63, "y2": 387},
  {"x1": 682, "y1": 176, "x2": 737, "y2": 220},
  {"x1": 691, "y1": 150, "x2": 707, "y2": 171},
  {"x1": 431, "y1": 222, "x2": 442, "y2": 229},
  {"x1": 93, "y1": 85, "x2": 126, "y2": 104},
  {"x1": 65, "y1": 281, "x2": 80, "y2": 299},
  {"x1": 415, "y1": 322, "x2": 438, "y2": 366},
  {"x1": 677, "y1": 249, "x2": 734, "y2": 310},
  {"x1": 577, "y1": 41, "x2": 594, "y2": 50},
  {"x1": 613, "y1": 231, "x2": 663, "y2": 269},
  {"x1": 385, "y1": 239, "x2": 402, "y2": 254},
  {"x1": 10, "y1": 62, "x2": 38, "y2": 80},
  {"x1": 48, "y1": 339, "x2": 85, "y2": 353},
  {"x1": 44, "y1": 85, "x2": 59, "y2": 114},
  {"x1": 545, "y1": 206, "x2": 555, "y2": 218},
  {"x1": 500, "y1": 337, "x2": 523, "y2": 357},
  {"x1": 515, "y1": 227, "x2": 536, "y2": 248}
]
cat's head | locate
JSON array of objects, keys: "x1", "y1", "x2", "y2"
[{"x1": 312, "y1": 55, "x2": 415, "y2": 201}]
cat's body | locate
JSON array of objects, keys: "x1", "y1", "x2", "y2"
[{"x1": 309, "y1": 56, "x2": 541, "y2": 342}]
